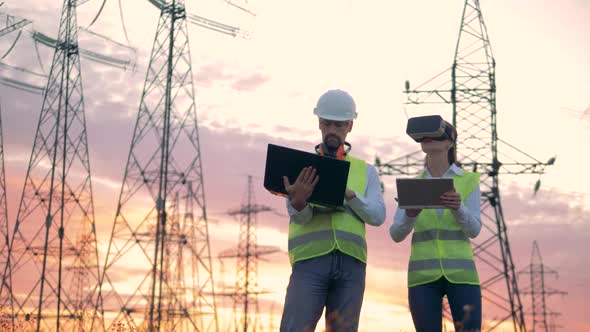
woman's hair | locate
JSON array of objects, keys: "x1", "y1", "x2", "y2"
[{"x1": 445, "y1": 121, "x2": 458, "y2": 165}]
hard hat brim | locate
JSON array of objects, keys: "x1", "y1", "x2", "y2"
[{"x1": 314, "y1": 108, "x2": 357, "y2": 121}]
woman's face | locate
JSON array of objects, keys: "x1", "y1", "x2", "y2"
[{"x1": 420, "y1": 138, "x2": 453, "y2": 154}]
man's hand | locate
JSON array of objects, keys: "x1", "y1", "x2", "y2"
[
  {"x1": 345, "y1": 188, "x2": 356, "y2": 201},
  {"x1": 440, "y1": 189, "x2": 461, "y2": 210},
  {"x1": 283, "y1": 167, "x2": 319, "y2": 211}
]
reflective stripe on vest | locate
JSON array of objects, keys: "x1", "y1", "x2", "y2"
[
  {"x1": 409, "y1": 258, "x2": 476, "y2": 272},
  {"x1": 288, "y1": 230, "x2": 367, "y2": 252},
  {"x1": 408, "y1": 170, "x2": 481, "y2": 287},
  {"x1": 288, "y1": 155, "x2": 367, "y2": 265},
  {"x1": 411, "y1": 229, "x2": 468, "y2": 244}
]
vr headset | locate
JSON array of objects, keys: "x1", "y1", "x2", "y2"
[{"x1": 406, "y1": 115, "x2": 456, "y2": 142}]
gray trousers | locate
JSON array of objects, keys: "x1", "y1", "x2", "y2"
[{"x1": 280, "y1": 250, "x2": 366, "y2": 332}]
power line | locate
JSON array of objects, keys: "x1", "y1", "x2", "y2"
[{"x1": 0, "y1": 9, "x2": 137, "y2": 95}]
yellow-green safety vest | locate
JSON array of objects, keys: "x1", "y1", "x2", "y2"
[
  {"x1": 288, "y1": 155, "x2": 367, "y2": 266},
  {"x1": 408, "y1": 170, "x2": 480, "y2": 287}
]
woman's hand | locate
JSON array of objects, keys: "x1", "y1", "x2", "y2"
[
  {"x1": 283, "y1": 167, "x2": 319, "y2": 211},
  {"x1": 440, "y1": 190, "x2": 461, "y2": 210},
  {"x1": 395, "y1": 198, "x2": 422, "y2": 217}
]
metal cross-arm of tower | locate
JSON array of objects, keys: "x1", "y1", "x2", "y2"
[
  {"x1": 78, "y1": 26, "x2": 138, "y2": 69},
  {"x1": 0, "y1": 12, "x2": 44, "y2": 92},
  {"x1": 384, "y1": 79, "x2": 557, "y2": 179},
  {"x1": 31, "y1": 30, "x2": 136, "y2": 70},
  {"x1": 187, "y1": 14, "x2": 243, "y2": 37},
  {"x1": 228, "y1": 204, "x2": 273, "y2": 216},
  {"x1": 148, "y1": 0, "x2": 172, "y2": 10},
  {"x1": 0, "y1": 13, "x2": 46, "y2": 93},
  {"x1": 0, "y1": 62, "x2": 46, "y2": 93},
  {"x1": 146, "y1": 0, "x2": 249, "y2": 38},
  {"x1": 0, "y1": 13, "x2": 31, "y2": 38},
  {"x1": 403, "y1": 70, "x2": 454, "y2": 105},
  {"x1": 0, "y1": 11, "x2": 35, "y2": 61},
  {"x1": 218, "y1": 245, "x2": 280, "y2": 260},
  {"x1": 376, "y1": 143, "x2": 556, "y2": 178}
]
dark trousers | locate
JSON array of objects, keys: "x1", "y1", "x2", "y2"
[
  {"x1": 408, "y1": 277, "x2": 482, "y2": 332},
  {"x1": 280, "y1": 250, "x2": 366, "y2": 332}
]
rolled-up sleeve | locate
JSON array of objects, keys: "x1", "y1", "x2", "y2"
[
  {"x1": 286, "y1": 199, "x2": 313, "y2": 225},
  {"x1": 346, "y1": 164, "x2": 386, "y2": 226},
  {"x1": 390, "y1": 208, "x2": 418, "y2": 242}
]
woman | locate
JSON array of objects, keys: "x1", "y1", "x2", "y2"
[{"x1": 390, "y1": 119, "x2": 482, "y2": 332}]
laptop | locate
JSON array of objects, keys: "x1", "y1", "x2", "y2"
[
  {"x1": 263, "y1": 144, "x2": 350, "y2": 208},
  {"x1": 396, "y1": 178, "x2": 454, "y2": 209}
]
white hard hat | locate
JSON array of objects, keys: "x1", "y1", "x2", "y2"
[{"x1": 313, "y1": 89, "x2": 357, "y2": 121}]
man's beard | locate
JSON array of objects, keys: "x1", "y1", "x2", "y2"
[
  {"x1": 323, "y1": 135, "x2": 342, "y2": 149},
  {"x1": 322, "y1": 135, "x2": 342, "y2": 157}
]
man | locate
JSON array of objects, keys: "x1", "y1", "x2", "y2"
[{"x1": 280, "y1": 89, "x2": 386, "y2": 332}]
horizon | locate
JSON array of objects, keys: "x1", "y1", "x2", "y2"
[{"x1": 0, "y1": 0, "x2": 588, "y2": 331}]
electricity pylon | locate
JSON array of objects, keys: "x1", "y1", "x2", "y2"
[
  {"x1": 96, "y1": 0, "x2": 248, "y2": 330},
  {"x1": 376, "y1": 1, "x2": 554, "y2": 330},
  {"x1": 217, "y1": 176, "x2": 279, "y2": 332},
  {"x1": 0, "y1": 0, "x2": 102, "y2": 331},
  {"x1": 519, "y1": 241, "x2": 566, "y2": 332},
  {"x1": 0, "y1": 102, "x2": 13, "y2": 319},
  {"x1": 157, "y1": 182, "x2": 203, "y2": 332}
]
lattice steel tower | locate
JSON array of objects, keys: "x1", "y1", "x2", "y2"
[
  {"x1": 96, "y1": 0, "x2": 231, "y2": 330},
  {"x1": 0, "y1": 0, "x2": 102, "y2": 331},
  {"x1": 218, "y1": 176, "x2": 279, "y2": 332},
  {"x1": 519, "y1": 241, "x2": 566, "y2": 332},
  {"x1": 0, "y1": 102, "x2": 13, "y2": 318},
  {"x1": 0, "y1": 12, "x2": 33, "y2": 318},
  {"x1": 158, "y1": 182, "x2": 205, "y2": 332},
  {"x1": 376, "y1": 1, "x2": 553, "y2": 330}
]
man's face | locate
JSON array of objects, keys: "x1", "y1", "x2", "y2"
[{"x1": 319, "y1": 118, "x2": 353, "y2": 148}]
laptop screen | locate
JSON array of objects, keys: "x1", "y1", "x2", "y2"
[{"x1": 264, "y1": 144, "x2": 350, "y2": 208}]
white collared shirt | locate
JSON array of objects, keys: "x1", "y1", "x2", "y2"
[{"x1": 389, "y1": 164, "x2": 482, "y2": 242}]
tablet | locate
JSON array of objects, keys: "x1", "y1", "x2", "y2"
[
  {"x1": 396, "y1": 178, "x2": 454, "y2": 209},
  {"x1": 263, "y1": 144, "x2": 350, "y2": 208}
]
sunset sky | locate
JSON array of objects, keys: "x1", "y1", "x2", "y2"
[{"x1": 1, "y1": 0, "x2": 589, "y2": 331}]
